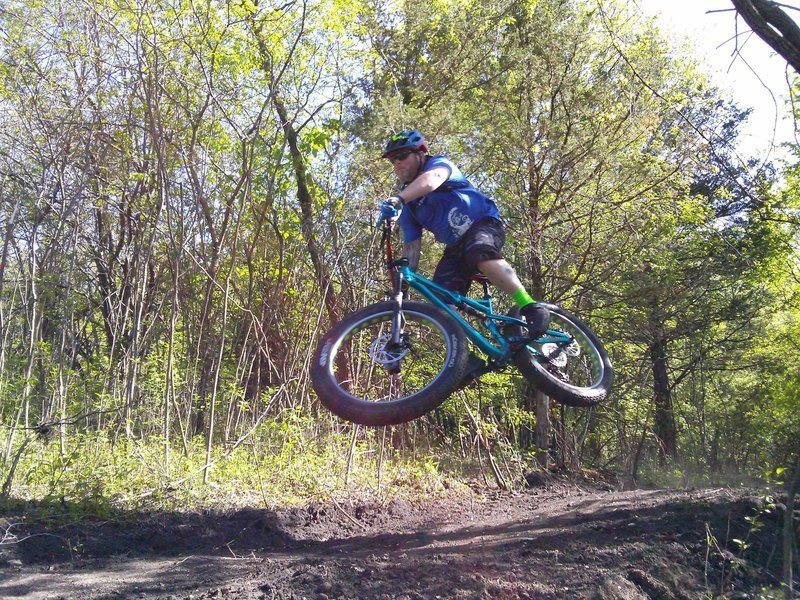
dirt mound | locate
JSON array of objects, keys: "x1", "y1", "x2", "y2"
[{"x1": 0, "y1": 482, "x2": 792, "y2": 599}]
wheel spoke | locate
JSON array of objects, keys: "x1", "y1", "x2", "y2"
[
  {"x1": 513, "y1": 305, "x2": 612, "y2": 407},
  {"x1": 329, "y1": 309, "x2": 454, "y2": 404}
]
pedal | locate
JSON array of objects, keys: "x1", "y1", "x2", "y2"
[
  {"x1": 464, "y1": 353, "x2": 486, "y2": 376},
  {"x1": 455, "y1": 354, "x2": 493, "y2": 390}
]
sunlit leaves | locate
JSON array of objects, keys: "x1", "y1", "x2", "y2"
[{"x1": 0, "y1": 0, "x2": 796, "y2": 483}]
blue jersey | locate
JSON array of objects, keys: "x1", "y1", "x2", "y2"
[{"x1": 398, "y1": 155, "x2": 500, "y2": 246}]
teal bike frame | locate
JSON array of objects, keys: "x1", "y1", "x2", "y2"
[
  {"x1": 380, "y1": 217, "x2": 572, "y2": 365},
  {"x1": 403, "y1": 266, "x2": 519, "y2": 360}
]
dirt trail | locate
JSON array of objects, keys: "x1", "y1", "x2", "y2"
[{"x1": 0, "y1": 482, "x2": 787, "y2": 599}]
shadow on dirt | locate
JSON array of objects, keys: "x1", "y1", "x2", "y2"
[
  {"x1": 0, "y1": 487, "x2": 793, "y2": 599},
  {"x1": 0, "y1": 501, "x2": 298, "y2": 564}
]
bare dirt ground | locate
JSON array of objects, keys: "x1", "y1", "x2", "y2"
[{"x1": 0, "y1": 477, "x2": 793, "y2": 599}]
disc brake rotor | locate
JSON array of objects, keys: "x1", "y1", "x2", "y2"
[
  {"x1": 369, "y1": 334, "x2": 410, "y2": 364},
  {"x1": 540, "y1": 341, "x2": 580, "y2": 368}
]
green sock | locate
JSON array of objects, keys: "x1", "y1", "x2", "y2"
[{"x1": 511, "y1": 288, "x2": 535, "y2": 308}]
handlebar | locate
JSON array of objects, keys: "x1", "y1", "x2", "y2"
[{"x1": 375, "y1": 212, "x2": 399, "y2": 228}]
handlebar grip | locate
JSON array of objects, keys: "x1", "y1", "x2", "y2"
[{"x1": 376, "y1": 212, "x2": 399, "y2": 228}]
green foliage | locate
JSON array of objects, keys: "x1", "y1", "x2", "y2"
[
  {"x1": 0, "y1": 0, "x2": 797, "y2": 505},
  {"x1": 0, "y1": 414, "x2": 464, "y2": 511}
]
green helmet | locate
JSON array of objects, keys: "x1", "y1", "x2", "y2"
[{"x1": 382, "y1": 129, "x2": 429, "y2": 158}]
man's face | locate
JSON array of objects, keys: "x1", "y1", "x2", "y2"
[{"x1": 389, "y1": 150, "x2": 422, "y2": 184}]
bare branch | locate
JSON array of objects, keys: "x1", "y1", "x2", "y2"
[{"x1": 731, "y1": 0, "x2": 800, "y2": 73}]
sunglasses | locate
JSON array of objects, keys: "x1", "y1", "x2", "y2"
[{"x1": 389, "y1": 150, "x2": 414, "y2": 164}]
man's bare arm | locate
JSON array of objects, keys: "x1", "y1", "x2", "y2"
[
  {"x1": 397, "y1": 166, "x2": 449, "y2": 203},
  {"x1": 403, "y1": 239, "x2": 421, "y2": 272}
]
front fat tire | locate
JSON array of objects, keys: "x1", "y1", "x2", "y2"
[
  {"x1": 311, "y1": 301, "x2": 469, "y2": 426},
  {"x1": 511, "y1": 304, "x2": 613, "y2": 407}
]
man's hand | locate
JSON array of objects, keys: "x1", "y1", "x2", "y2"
[{"x1": 378, "y1": 196, "x2": 404, "y2": 220}]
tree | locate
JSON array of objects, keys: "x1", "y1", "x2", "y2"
[{"x1": 731, "y1": 0, "x2": 800, "y2": 74}]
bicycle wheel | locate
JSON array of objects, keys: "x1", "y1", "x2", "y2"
[
  {"x1": 311, "y1": 301, "x2": 469, "y2": 426},
  {"x1": 508, "y1": 304, "x2": 613, "y2": 407}
]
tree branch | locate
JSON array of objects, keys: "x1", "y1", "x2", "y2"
[{"x1": 731, "y1": 0, "x2": 800, "y2": 74}]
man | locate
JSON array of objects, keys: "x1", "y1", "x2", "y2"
[{"x1": 379, "y1": 129, "x2": 550, "y2": 337}]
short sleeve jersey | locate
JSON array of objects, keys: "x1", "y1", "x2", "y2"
[{"x1": 398, "y1": 155, "x2": 501, "y2": 246}]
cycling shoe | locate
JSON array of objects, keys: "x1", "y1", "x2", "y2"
[{"x1": 519, "y1": 303, "x2": 550, "y2": 339}]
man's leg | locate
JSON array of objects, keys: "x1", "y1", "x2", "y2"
[
  {"x1": 476, "y1": 258, "x2": 550, "y2": 337},
  {"x1": 473, "y1": 258, "x2": 523, "y2": 295},
  {"x1": 432, "y1": 244, "x2": 474, "y2": 295},
  {"x1": 460, "y1": 219, "x2": 549, "y2": 336}
]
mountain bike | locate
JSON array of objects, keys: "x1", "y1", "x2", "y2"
[{"x1": 311, "y1": 217, "x2": 613, "y2": 426}]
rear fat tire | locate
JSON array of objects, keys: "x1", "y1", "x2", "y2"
[
  {"x1": 510, "y1": 304, "x2": 613, "y2": 407},
  {"x1": 311, "y1": 301, "x2": 469, "y2": 426}
]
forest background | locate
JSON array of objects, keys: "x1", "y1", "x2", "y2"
[{"x1": 0, "y1": 0, "x2": 798, "y2": 509}]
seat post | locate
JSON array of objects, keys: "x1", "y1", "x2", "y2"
[{"x1": 472, "y1": 274, "x2": 491, "y2": 300}]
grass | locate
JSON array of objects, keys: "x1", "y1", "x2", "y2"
[{"x1": 0, "y1": 418, "x2": 476, "y2": 517}]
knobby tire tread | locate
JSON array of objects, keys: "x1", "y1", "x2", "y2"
[
  {"x1": 311, "y1": 301, "x2": 469, "y2": 426},
  {"x1": 511, "y1": 304, "x2": 613, "y2": 407}
]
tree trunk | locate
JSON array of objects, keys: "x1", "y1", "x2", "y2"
[
  {"x1": 649, "y1": 334, "x2": 677, "y2": 462},
  {"x1": 784, "y1": 458, "x2": 800, "y2": 599},
  {"x1": 271, "y1": 91, "x2": 342, "y2": 325},
  {"x1": 535, "y1": 390, "x2": 550, "y2": 470},
  {"x1": 269, "y1": 89, "x2": 351, "y2": 392}
]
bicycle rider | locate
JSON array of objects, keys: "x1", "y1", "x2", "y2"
[{"x1": 378, "y1": 129, "x2": 550, "y2": 338}]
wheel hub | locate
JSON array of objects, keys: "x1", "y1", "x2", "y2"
[{"x1": 369, "y1": 334, "x2": 410, "y2": 364}]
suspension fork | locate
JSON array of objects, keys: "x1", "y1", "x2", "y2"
[
  {"x1": 381, "y1": 219, "x2": 408, "y2": 347},
  {"x1": 389, "y1": 258, "x2": 408, "y2": 346}
]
